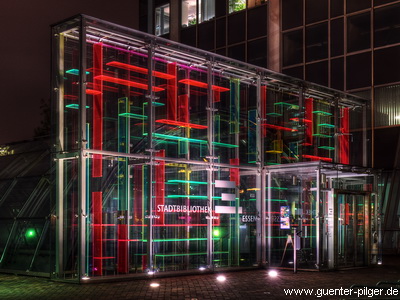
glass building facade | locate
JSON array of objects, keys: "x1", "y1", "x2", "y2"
[{"x1": 51, "y1": 15, "x2": 376, "y2": 282}]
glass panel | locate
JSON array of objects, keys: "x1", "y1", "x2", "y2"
[
  {"x1": 374, "y1": 3, "x2": 400, "y2": 48},
  {"x1": 228, "y1": 0, "x2": 246, "y2": 13},
  {"x1": 228, "y1": 11, "x2": 246, "y2": 45},
  {"x1": 330, "y1": 18, "x2": 344, "y2": 57},
  {"x1": 346, "y1": 52, "x2": 371, "y2": 90},
  {"x1": 374, "y1": 85, "x2": 400, "y2": 127},
  {"x1": 248, "y1": 0, "x2": 267, "y2": 8},
  {"x1": 155, "y1": 4, "x2": 170, "y2": 36},
  {"x1": 199, "y1": 0, "x2": 215, "y2": 23},
  {"x1": 306, "y1": 61, "x2": 328, "y2": 87},
  {"x1": 374, "y1": 46, "x2": 400, "y2": 86},
  {"x1": 306, "y1": 22, "x2": 328, "y2": 62},
  {"x1": 347, "y1": 12, "x2": 371, "y2": 53},
  {"x1": 267, "y1": 167, "x2": 318, "y2": 269},
  {"x1": 247, "y1": 5, "x2": 267, "y2": 40},
  {"x1": 282, "y1": 0, "x2": 303, "y2": 30},
  {"x1": 346, "y1": 0, "x2": 370, "y2": 13},
  {"x1": 374, "y1": 0, "x2": 396, "y2": 5},
  {"x1": 154, "y1": 163, "x2": 208, "y2": 271},
  {"x1": 247, "y1": 38, "x2": 267, "y2": 68},
  {"x1": 355, "y1": 195, "x2": 366, "y2": 266},
  {"x1": 216, "y1": 18, "x2": 226, "y2": 48},
  {"x1": 227, "y1": 43, "x2": 245, "y2": 61},
  {"x1": 216, "y1": 0, "x2": 227, "y2": 17},
  {"x1": 181, "y1": 26, "x2": 197, "y2": 47},
  {"x1": 182, "y1": 0, "x2": 197, "y2": 27},
  {"x1": 331, "y1": 57, "x2": 344, "y2": 90},
  {"x1": 282, "y1": 66, "x2": 304, "y2": 80},
  {"x1": 198, "y1": 21, "x2": 215, "y2": 50},
  {"x1": 306, "y1": 0, "x2": 328, "y2": 24},
  {"x1": 331, "y1": 0, "x2": 344, "y2": 17}
]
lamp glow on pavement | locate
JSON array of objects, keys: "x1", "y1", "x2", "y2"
[
  {"x1": 216, "y1": 275, "x2": 226, "y2": 282},
  {"x1": 150, "y1": 283, "x2": 160, "y2": 288},
  {"x1": 268, "y1": 270, "x2": 278, "y2": 277},
  {"x1": 199, "y1": 267, "x2": 206, "y2": 271}
]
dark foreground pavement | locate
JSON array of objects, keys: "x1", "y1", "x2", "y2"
[{"x1": 1, "y1": 256, "x2": 400, "y2": 300}]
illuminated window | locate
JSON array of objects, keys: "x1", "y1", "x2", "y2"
[
  {"x1": 155, "y1": 4, "x2": 170, "y2": 36},
  {"x1": 229, "y1": 0, "x2": 246, "y2": 13},
  {"x1": 248, "y1": 0, "x2": 267, "y2": 8},
  {"x1": 182, "y1": 0, "x2": 215, "y2": 27},
  {"x1": 199, "y1": 0, "x2": 215, "y2": 23}
]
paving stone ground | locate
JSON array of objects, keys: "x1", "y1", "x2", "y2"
[{"x1": 1, "y1": 256, "x2": 399, "y2": 300}]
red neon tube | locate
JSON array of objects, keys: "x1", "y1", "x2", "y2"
[
  {"x1": 94, "y1": 75, "x2": 164, "y2": 92},
  {"x1": 263, "y1": 124, "x2": 298, "y2": 132},
  {"x1": 92, "y1": 43, "x2": 103, "y2": 178},
  {"x1": 339, "y1": 107, "x2": 350, "y2": 164},
  {"x1": 302, "y1": 154, "x2": 332, "y2": 162},
  {"x1": 167, "y1": 63, "x2": 178, "y2": 120},
  {"x1": 106, "y1": 61, "x2": 176, "y2": 80},
  {"x1": 155, "y1": 119, "x2": 207, "y2": 129},
  {"x1": 92, "y1": 191, "x2": 103, "y2": 275},
  {"x1": 179, "y1": 79, "x2": 230, "y2": 92}
]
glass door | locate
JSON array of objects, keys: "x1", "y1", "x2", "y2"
[{"x1": 336, "y1": 192, "x2": 369, "y2": 268}]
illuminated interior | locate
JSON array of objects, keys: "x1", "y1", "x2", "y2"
[{"x1": 51, "y1": 15, "x2": 377, "y2": 281}]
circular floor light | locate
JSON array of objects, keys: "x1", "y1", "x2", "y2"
[
  {"x1": 216, "y1": 275, "x2": 226, "y2": 282},
  {"x1": 150, "y1": 283, "x2": 160, "y2": 288},
  {"x1": 268, "y1": 270, "x2": 278, "y2": 277}
]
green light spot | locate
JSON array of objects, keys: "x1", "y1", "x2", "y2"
[
  {"x1": 143, "y1": 102, "x2": 165, "y2": 106},
  {"x1": 119, "y1": 113, "x2": 148, "y2": 120},
  {"x1": 318, "y1": 146, "x2": 335, "y2": 150},
  {"x1": 66, "y1": 69, "x2": 90, "y2": 75},
  {"x1": 318, "y1": 123, "x2": 335, "y2": 128},
  {"x1": 167, "y1": 180, "x2": 208, "y2": 185},
  {"x1": 25, "y1": 229, "x2": 36, "y2": 239},
  {"x1": 312, "y1": 110, "x2": 332, "y2": 116},
  {"x1": 66, "y1": 104, "x2": 90, "y2": 109},
  {"x1": 213, "y1": 229, "x2": 220, "y2": 237},
  {"x1": 212, "y1": 142, "x2": 239, "y2": 148}
]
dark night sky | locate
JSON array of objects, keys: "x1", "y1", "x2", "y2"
[{"x1": 0, "y1": 0, "x2": 139, "y2": 144}]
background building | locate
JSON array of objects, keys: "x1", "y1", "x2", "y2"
[{"x1": 139, "y1": 0, "x2": 400, "y2": 256}]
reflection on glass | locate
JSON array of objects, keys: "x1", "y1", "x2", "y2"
[
  {"x1": 155, "y1": 4, "x2": 170, "y2": 36},
  {"x1": 182, "y1": 0, "x2": 197, "y2": 27},
  {"x1": 229, "y1": 0, "x2": 246, "y2": 13}
]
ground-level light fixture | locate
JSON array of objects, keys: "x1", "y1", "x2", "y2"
[
  {"x1": 268, "y1": 270, "x2": 278, "y2": 277},
  {"x1": 150, "y1": 282, "x2": 160, "y2": 288},
  {"x1": 216, "y1": 275, "x2": 226, "y2": 282}
]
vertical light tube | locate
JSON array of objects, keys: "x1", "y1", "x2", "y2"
[
  {"x1": 78, "y1": 16, "x2": 88, "y2": 281},
  {"x1": 92, "y1": 43, "x2": 103, "y2": 177},
  {"x1": 206, "y1": 61, "x2": 214, "y2": 268},
  {"x1": 54, "y1": 28, "x2": 65, "y2": 278},
  {"x1": 316, "y1": 167, "x2": 321, "y2": 268},
  {"x1": 267, "y1": 172, "x2": 272, "y2": 265},
  {"x1": 146, "y1": 41, "x2": 156, "y2": 271}
]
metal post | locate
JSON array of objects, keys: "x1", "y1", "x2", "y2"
[
  {"x1": 267, "y1": 171, "x2": 272, "y2": 265},
  {"x1": 78, "y1": 16, "x2": 88, "y2": 281},
  {"x1": 146, "y1": 40, "x2": 156, "y2": 272},
  {"x1": 316, "y1": 167, "x2": 321, "y2": 268},
  {"x1": 53, "y1": 25, "x2": 65, "y2": 278},
  {"x1": 206, "y1": 60, "x2": 215, "y2": 269},
  {"x1": 256, "y1": 76, "x2": 266, "y2": 266}
]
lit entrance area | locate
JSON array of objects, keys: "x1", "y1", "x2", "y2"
[
  {"x1": 329, "y1": 191, "x2": 370, "y2": 268},
  {"x1": 266, "y1": 162, "x2": 378, "y2": 271},
  {"x1": 51, "y1": 15, "x2": 374, "y2": 281}
]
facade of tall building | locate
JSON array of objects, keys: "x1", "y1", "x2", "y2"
[
  {"x1": 141, "y1": 0, "x2": 400, "y2": 170},
  {"x1": 140, "y1": 0, "x2": 400, "y2": 253}
]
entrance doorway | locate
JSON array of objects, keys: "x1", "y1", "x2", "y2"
[{"x1": 326, "y1": 190, "x2": 370, "y2": 269}]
